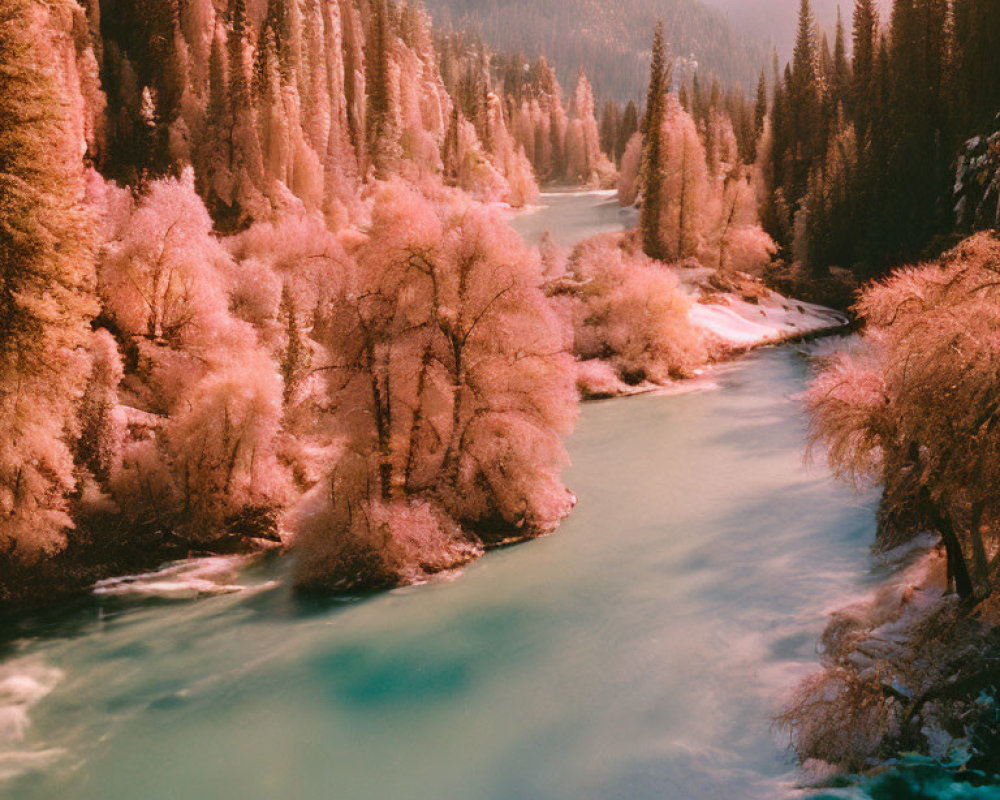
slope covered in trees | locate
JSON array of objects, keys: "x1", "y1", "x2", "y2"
[
  {"x1": 756, "y1": 0, "x2": 1000, "y2": 297},
  {"x1": 86, "y1": 0, "x2": 561, "y2": 229},
  {"x1": 423, "y1": 0, "x2": 769, "y2": 101},
  {"x1": 0, "y1": 0, "x2": 586, "y2": 601},
  {"x1": 3, "y1": 0, "x2": 776, "y2": 605}
]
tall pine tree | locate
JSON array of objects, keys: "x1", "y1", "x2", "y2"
[
  {"x1": 0, "y1": 0, "x2": 97, "y2": 557},
  {"x1": 639, "y1": 21, "x2": 668, "y2": 260}
]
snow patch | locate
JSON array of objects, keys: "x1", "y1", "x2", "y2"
[{"x1": 689, "y1": 292, "x2": 847, "y2": 349}]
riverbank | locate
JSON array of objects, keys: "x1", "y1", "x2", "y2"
[
  {"x1": 576, "y1": 266, "x2": 849, "y2": 400},
  {"x1": 0, "y1": 346, "x2": 880, "y2": 800},
  {"x1": 779, "y1": 536, "x2": 1000, "y2": 793}
]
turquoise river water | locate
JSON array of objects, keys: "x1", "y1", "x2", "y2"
[{"x1": 0, "y1": 191, "x2": 982, "y2": 799}]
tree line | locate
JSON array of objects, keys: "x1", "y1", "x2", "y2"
[{"x1": 759, "y1": 0, "x2": 1000, "y2": 283}]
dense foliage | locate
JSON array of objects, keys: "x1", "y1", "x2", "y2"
[
  {"x1": 0, "y1": 0, "x2": 97, "y2": 557},
  {"x1": 4, "y1": 0, "x2": 736, "y2": 602},
  {"x1": 760, "y1": 0, "x2": 1000, "y2": 286},
  {"x1": 808, "y1": 233, "x2": 1000, "y2": 601}
]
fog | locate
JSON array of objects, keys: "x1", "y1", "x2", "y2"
[{"x1": 701, "y1": 0, "x2": 892, "y2": 57}]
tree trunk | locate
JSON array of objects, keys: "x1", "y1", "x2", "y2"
[
  {"x1": 920, "y1": 487, "x2": 974, "y2": 600},
  {"x1": 403, "y1": 345, "x2": 433, "y2": 494}
]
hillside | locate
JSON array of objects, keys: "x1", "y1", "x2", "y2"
[
  {"x1": 702, "y1": 0, "x2": 895, "y2": 59},
  {"x1": 422, "y1": 0, "x2": 769, "y2": 100}
]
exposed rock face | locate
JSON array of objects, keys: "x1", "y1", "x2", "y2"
[{"x1": 954, "y1": 117, "x2": 1000, "y2": 231}]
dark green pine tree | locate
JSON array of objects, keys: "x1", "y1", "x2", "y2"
[
  {"x1": 830, "y1": 8, "x2": 851, "y2": 113},
  {"x1": 599, "y1": 100, "x2": 619, "y2": 162},
  {"x1": 761, "y1": 51, "x2": 793, "y2": 252},
  {"x1": 146, "y1": 0, "x2": 185, "y2": 172},
  {"x1": 616, "y1": 100, "x2": 639, "y2": 162},
  {"x1": 859, "y1": 32, "x2": 893, "y2": 273},
  {"x1": 851, "y1": 0, "x2": 878, "y2": 141},
  {"x1": 952, "y1": 0, "x2": 1000, "y2": 133},
  {"x1": 639, "y1": 21, "x2": 668, "y2": 260},
  {"x1": 786, "y1": 0, "x2": 821, "y2": 202},
  {"x1": 753, "y1": 70, "x2": 768, "y2": 141},
  {"x1": 880, "y1": 0, "x2": 951, "y2": 263}
]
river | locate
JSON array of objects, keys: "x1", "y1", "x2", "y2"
[{"x1": 1, "y1": 191, "x2": 897, "y2": 800}]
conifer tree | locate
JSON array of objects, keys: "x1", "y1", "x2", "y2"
[
  {"x1": 340, "y1": 0, "x2": 364, "y2": 169},
  {"x1": 952, "y1": 0, "x2": 1000, "y2": 132},
  {"x1": 442, "y1": 103, "x2": 460, "y2": 185},
  {"x1": 0, "y1": 0, "x2": 97, "y2": 556},
  {"x1": 753, "y1": 70, "x2": 768, "y2": 142},
  {"x1": 365, "y1": 0, "x2": 396, "y2": 178},
  {"x1": 617, "y1": 100, "x2": 639, "y2": 162},
  {"x1": 222, "y1": 0, "x2": 265, "y2": 226},
  {"x1": 830, "y1": 9, "x2": 851, "y2": 113},
  {"x1": 600, "y1": 100, "x2": 619, "y2": 162},
  {"x1": 639, "y1": 21, "x2": 669, "y2": 260},
  {"x1": 880, "y1": 0, "x2": 951, "y2": 261},
  {"x1": 787, "y1": 0, "x2": 820, "y2": 200},
  {"x1": 851, "y1": 0, "x2": 878, "y2": 140}
]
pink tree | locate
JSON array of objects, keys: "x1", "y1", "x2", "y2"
[
  {"x1": 807, "y1": 234, "x2": 1000, "y2": 599},
  {"x1": 657, "y1": 95, "x2": 710, "y2": 261},
  {"x1": 97, "y1": 171, "x2": 291, "y2": 538},
  {"x1": 0, "y1": 0, "x2": 97, "y2": 558},
  {"x1": 293, "y1": 180, "x2": 578, "y2": 589},
  {"x1": 617, "y1": 132, "x2": 643, "y2": 206}
]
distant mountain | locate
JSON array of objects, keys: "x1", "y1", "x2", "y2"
[
  {"x1": 701, "y1": 0, "x2": 894, "y2": 60},
  {"x1": 421, "y1": 0, "x2": 771, "y2": 101}
]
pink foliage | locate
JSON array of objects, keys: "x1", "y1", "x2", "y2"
[
  {"x1": 723, "y1": 224, "x2": 778, "y2": 275},
  {"x1": 293, "y1": 180, "x2": 578, "y2": 587},
  {"x1": 96, "y1": 173, "x2": 292, "y2": 535},
  {"x1": 618, "y1": 132, "x2": 643, "y2": 207},
  {"x1": 292, "y1": 461, "x2": 483, "y2": 592},
  {"x1": 575, "y1": 359, "x2": 626, "y2": 399},
  {"x1": 562, "y1": 234, "x2": 709, "y2": 384},
  {"x1": 99, "y1": 169, "x2": 232, "y2": 346},
  {"x1": 657, "y1": 95, "x2": 710, "y2": 261},
  {"x1": 0, "y1": 0, "x2": 98, "y2": 558},
  {"x1": 807, "y1": 234, "x2": 1000, "y2": 595}
]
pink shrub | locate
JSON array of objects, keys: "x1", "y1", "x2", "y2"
[
  {"x1": 292, "y1": 447, "x2": 483, "y2": 592},
  {"x1": 293, "y1": 490, "x2": 483, "y2": 593},
  {"x1": 576, "y1": 359, "x2": 626, "y2": 399},
  {"x1": 563, "y1": 235, "x2": 709, "y2": 383},
  {"x1": 618, "y1": 132, "x2": 642, "y2": 207},
  {"x1": 723, "y1": 224, "x2": 778, "y2": 275}
]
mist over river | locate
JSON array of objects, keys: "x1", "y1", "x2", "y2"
[{"x1": 1, "y1": 192, "x2": 902, "y2": 800}]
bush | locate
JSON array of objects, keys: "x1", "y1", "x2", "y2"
[{"x1": 559, "y1": 234, "x2": 710, "y2": 384}]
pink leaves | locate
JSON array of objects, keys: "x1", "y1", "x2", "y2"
[{"x1": 292, "y1": 184, "x2": 577, "y2": 589}]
